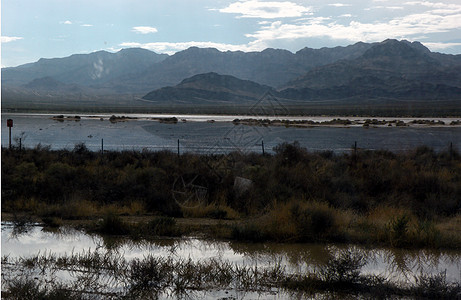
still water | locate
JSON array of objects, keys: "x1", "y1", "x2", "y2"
[
  {"x1": 2, "y1": 223, "x2": 460, "y2": 286},
  {"x1": 2, "y1": 113, "x2": 461, "y2": 153}
]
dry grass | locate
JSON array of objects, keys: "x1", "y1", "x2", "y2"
[
  {"x1": 437, "y1": 214, "x2": 461, "y2": 233},
  {"x1": 366, "y1": 206, "x2": 416, "y2": 228},
  {"x1": 232, "y1": 200, "x2": 341, "y2": 242},
  {"x1": 38, "y1": 199, "x2": 98, "y2": 220},
  {"x1": 435, "y1": 214, "x2": 461, "y2": 248},
  {"x1": 100, "y1": 200, "x2": 146, "y2": 216},
  {"x1": 182, "y1": 202, "x2": 239, "y2": 220}
]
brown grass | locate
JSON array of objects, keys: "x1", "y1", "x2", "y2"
[{"x1": 182, "y1": 202, "x2": 239, "y2": 220}]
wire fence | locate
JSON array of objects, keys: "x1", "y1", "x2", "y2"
[{"x1": 3, "y1": 134, "x2": 459, "y2": 156}]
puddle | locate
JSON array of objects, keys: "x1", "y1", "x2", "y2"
[{"x1": 2, "y1": 222, "x2": 460, "y2": 298}]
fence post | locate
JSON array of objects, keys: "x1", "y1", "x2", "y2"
[
  {"x1": 19, "y1": 138, "x2": 22, "y2": 151},
  {"x1": 352, "y1": 141, "x2": 358, "y2": 166},
  {"x1": 101, "y1": 138, "x2": 104, "y2": 155},
  {"x1": 262, "y1": 140, "x2": 265, "y2": 155},
  {"x1": 177, "y1": 139, "x2": 180, "y2": 157}
]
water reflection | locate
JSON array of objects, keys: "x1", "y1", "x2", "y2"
[
  {"x1": 2, "y1": 222, "x2": 460, "y2": 286},
  {"x1": 2, "y1": 113, "x2": 461, "y2": 153}
]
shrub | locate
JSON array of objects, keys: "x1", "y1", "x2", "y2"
[
  {"x1": 387, "y1": 214, "x2": 410, "y2": 247},
  {"x1": 290, "y1": 202, "x2": 337, "y2": 240},
  {"x1": 273, "y1": 141, "x2": 307, "y2": 166},
  {"x1": 97, "y1": 213, "x2": 130, "y2": 235},
  {"x1": 231, "y1": 223, "x2": 268, "y2": 242},
  {"x1": 147, "y1": 216, "x2": 178, "y2": 236}
]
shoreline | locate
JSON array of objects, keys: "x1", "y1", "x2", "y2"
[{"x1": 3, "y1": 112, "x2": 461, "y2": 128}]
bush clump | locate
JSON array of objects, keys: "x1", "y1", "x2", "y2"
[
  {"x1": 97, "y1": 213, "x2": 131, "y2": 235},
  {"x1": 147, "y1": 216, "x2": 179, "y2": 236}
]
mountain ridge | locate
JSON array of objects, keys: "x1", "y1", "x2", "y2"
[
  {"x1": 3, "y1": 39, "x2": 461, "y2": 111},
  {"x1": 2, "y1": 48, "x2": 168, "y2": 88}
]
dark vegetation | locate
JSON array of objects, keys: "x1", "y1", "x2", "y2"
[{"x1": 2, "y1": 142, "x2": 461, "y2": 248}]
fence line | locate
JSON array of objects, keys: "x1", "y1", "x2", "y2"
[{"x1": 3, "y1": 138, "x2": 458, "y2": 156}]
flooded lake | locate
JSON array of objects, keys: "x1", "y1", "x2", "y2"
[
  {"x1": 2, "y1": 223, "x2": 460, "y2": 298},
  {"x1": 2, "y1": 113, "x2": 461, "y2": 153}
]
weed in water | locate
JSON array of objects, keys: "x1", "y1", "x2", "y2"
[
  {"x1": 318, "y1": 249, "x2": 366, "y2": 284},
  {"x1": 413, "y1": 270, "x2": 461, "y2": 299},
  {"x1": 3, "y1": 277, "x2": 81, "y2": 300}
]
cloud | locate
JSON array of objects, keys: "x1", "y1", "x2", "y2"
[
  {"x1": 423, "y1": 42, "x2": 461, "y2": 51},
  {"x1": 215, "y1": 0, "x2": 312, "y2": 18},
  {"x1": 1, "y1": 36, "x2": 23, "y2": 43},
  {"x1": 120, "y1": 41, "x2": 265, "y2": 55},
  {"x1": 120, "y1": 1, "x2": 461, "y2": 56},
  {"x1": 132, "y1": 26, "x2": 158, "y2": 34},
  {"x1": 404, "y1": 1, "x2": 461, "y2": 14},
  {"x1": 81, "y1": 24, "x2": 93, "y2": 27},
  {"x1": 368, "y1": 5, "x2": 404, "y2": 10},
  {"x1": 62, "y1": 20, "x2": 72, "y2": 25},
  {"x1": 328, "y1": 3, "x2": 351, "y2": 7},
  {"x1": 244, "y1": 7, "x2": 461, "y2": 44}
]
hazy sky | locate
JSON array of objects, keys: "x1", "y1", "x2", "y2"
[{"x1": 2, "y1": 0, "x2": 461, "y2": 67}]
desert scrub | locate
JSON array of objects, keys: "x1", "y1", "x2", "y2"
[
  {"x1": 2, "y1": 144, "x2": 461, "y2": 248},
  {"x1": 230, "y1": 201, "x2": 342, "y2": 243}
]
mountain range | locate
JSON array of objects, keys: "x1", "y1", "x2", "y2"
[{"x1": 2, "y1": 39, "x2": 461, "y2": 112}]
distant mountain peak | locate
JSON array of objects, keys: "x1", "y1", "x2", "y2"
[
  {"x1": 178, "y1": 72, "x2": 273, "y2": 91},
  {"x1": 180, "y1": 72, "x2": 224, "y2": 84},
  {"x1": 363, "y1": 39, "x2": 431, "y2": 59},
  {"x1": 143, "y1": 72, "x2": 273, "y2": 104}
]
